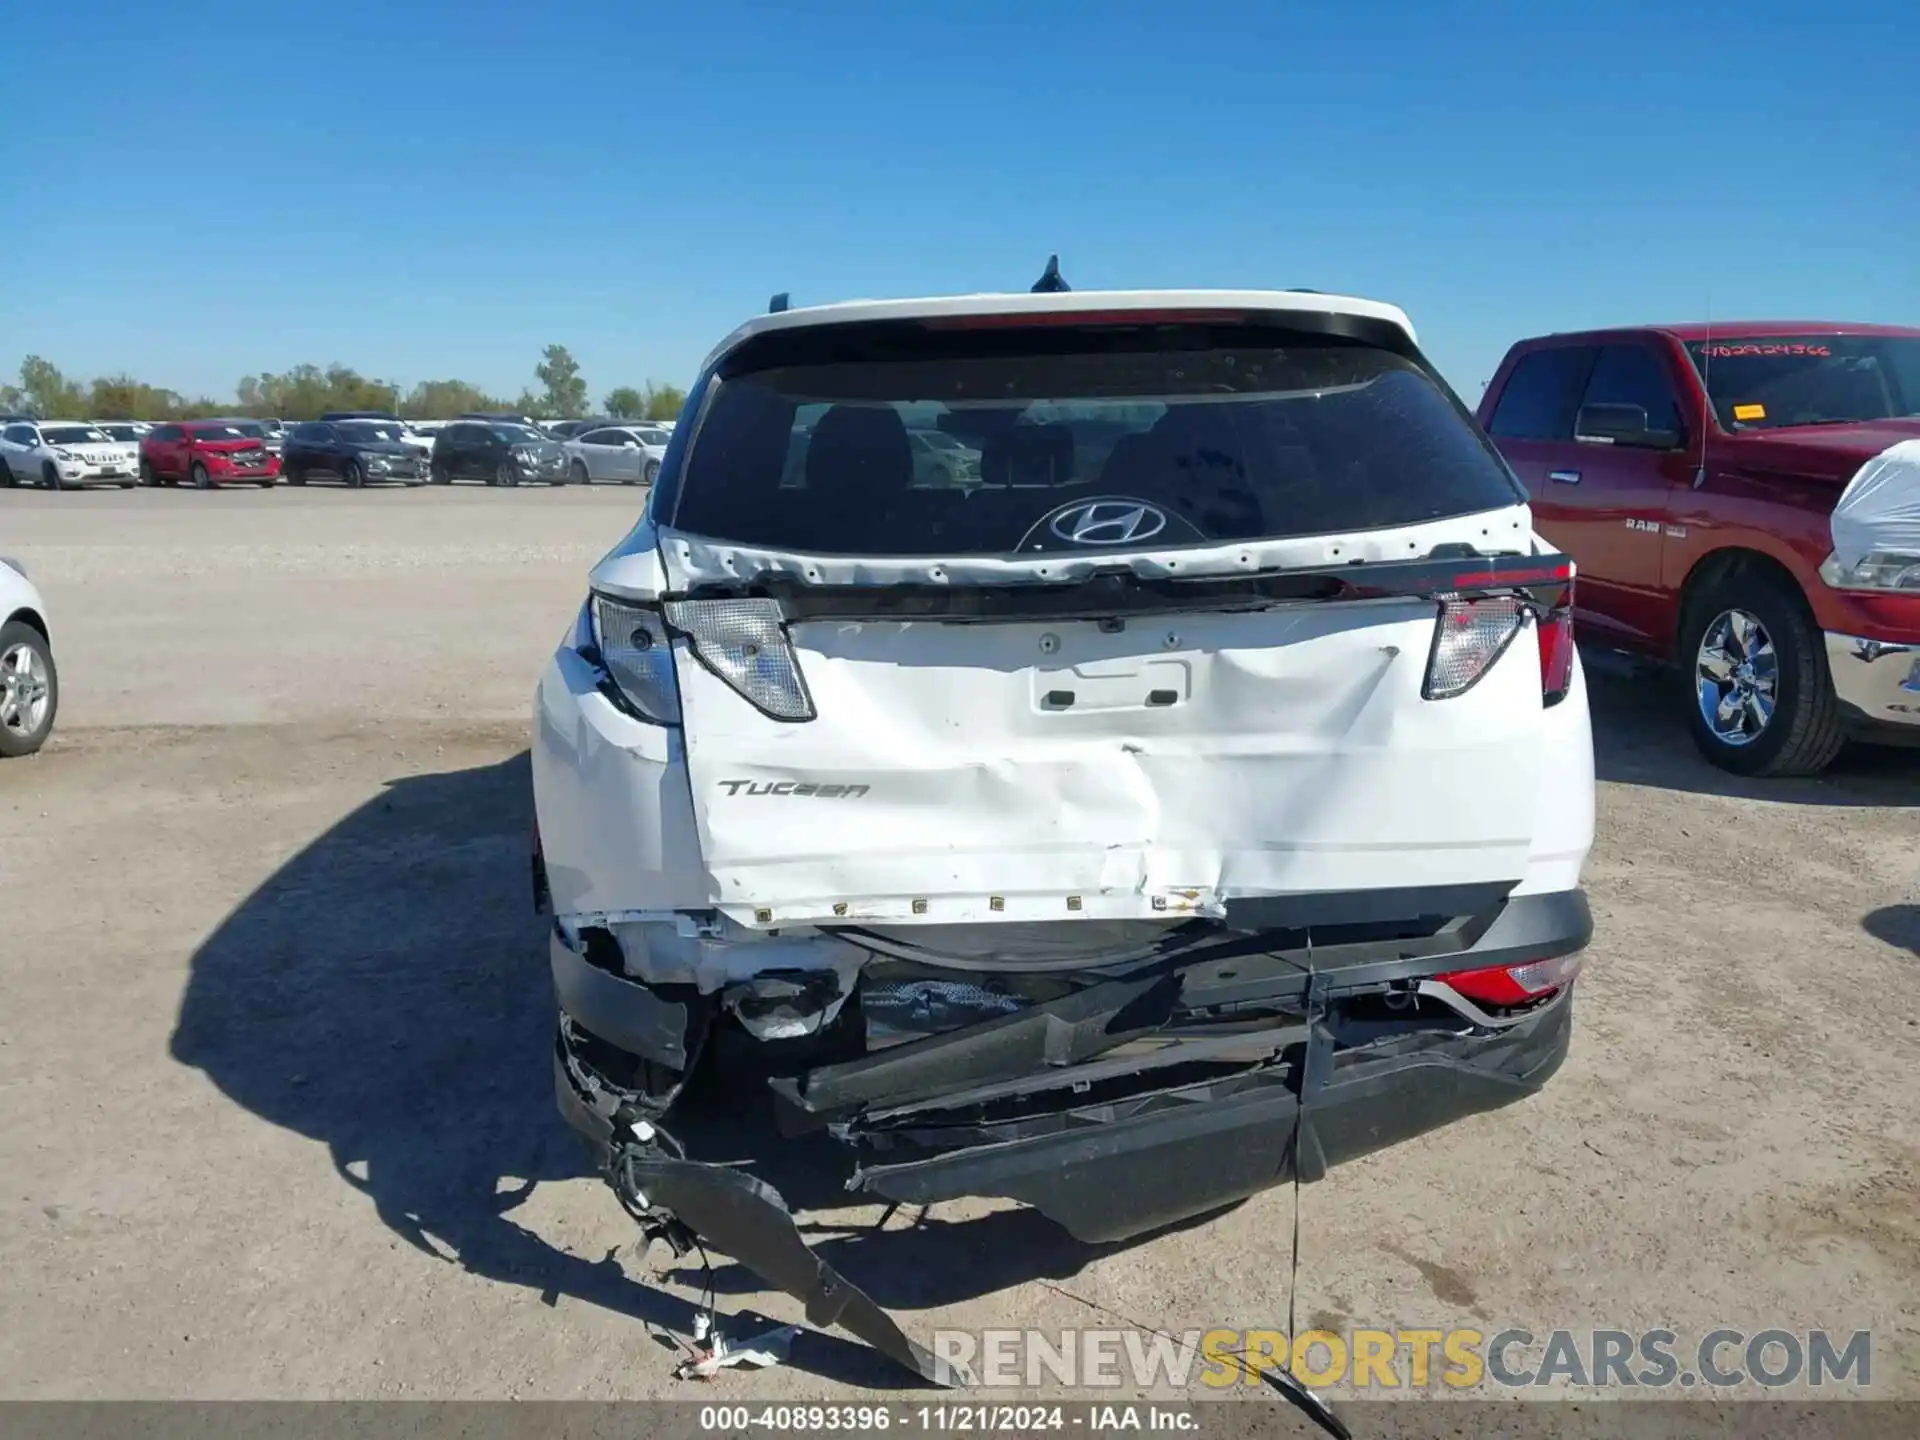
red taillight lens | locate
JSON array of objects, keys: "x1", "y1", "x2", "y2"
[
  {"x1": 1538, "y1": 601, "x2": 1574, "y2": 707},
  {"x1": 1434, "y1": 952, "x2": 1585, "y2": 1007}
]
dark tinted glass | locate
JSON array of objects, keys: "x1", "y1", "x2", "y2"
[
  {"x1": 1683, "y1": 335, "x2": 1920, "y2": 430},
  {"x1": 1581, "y1": 345, "x2": 1681, "y2": 432},
  {"x1": 1487, "y1": 347, "x2": 1594, "y2": 440},
  {"x1": 671, "y1": 332, "x2": 1520, "y2": 557}
]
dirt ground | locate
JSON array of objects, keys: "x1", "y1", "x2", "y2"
[{"x1": 2, "y1": 485, "x2": 1916, "y2": 1404}]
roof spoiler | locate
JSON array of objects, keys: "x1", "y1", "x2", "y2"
[{"x1": 767, "y1": 257, "x2": 1068, "y2": 314}]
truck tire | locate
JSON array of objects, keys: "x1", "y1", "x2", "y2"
[{"x1": 1680, "y1": 572, "x2": 1844, "y2": 777}]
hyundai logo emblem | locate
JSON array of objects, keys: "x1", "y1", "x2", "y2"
[{"x1": 1047, "y1": 499, "x2": 1169, "y2": 546}]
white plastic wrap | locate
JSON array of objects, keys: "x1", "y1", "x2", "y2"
[{"x1": 1830, "y1": 438, "x2": 1920, "y2": 570}]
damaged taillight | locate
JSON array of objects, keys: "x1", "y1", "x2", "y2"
[
  {"x1": 1422, "y1": 594, "x2": 1525, "y2": 699},
  {"x1": 1434, "y1": 952, "x2": 1584, "y2": 1007},
  {"x1": 1537, "y1": 596, "x2": 1574, "y2": 708},
  {"x1": 589, "y1": 594, "x2": 682, "y2": 724},
  {"x1": 1423, "y1": 585, "x2": 1575, "y2": 708},
  {"x1": 663, "y1": 597, "x2": 816, "y2": 722}
]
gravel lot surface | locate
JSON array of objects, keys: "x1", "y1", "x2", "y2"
[{"x1": 1, "y1": 486, "x2": 1916, "y2": 1405}]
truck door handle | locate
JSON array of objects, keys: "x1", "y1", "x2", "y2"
[{"x1": 1548, "y1": 469, "x2": 1581, "y2": 485}]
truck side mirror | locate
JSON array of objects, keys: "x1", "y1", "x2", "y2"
[{"x1": 1576, "y1": 402, "x2": 1682, "y2": 451}]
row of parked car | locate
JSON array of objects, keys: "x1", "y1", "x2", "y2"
[
  {"x1": 6, "y1": 304, "x2": 1917, "y2": 784},
  {"x1": 0, "y1": 411, "x2": 681, "y2": 490}
]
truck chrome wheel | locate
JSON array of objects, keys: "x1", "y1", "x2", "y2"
[{"x1": 1695, "y1": 607, "x2": 1778, "y2": 746}]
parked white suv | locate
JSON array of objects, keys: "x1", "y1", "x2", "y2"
[
  {"x1": 529, "y1": 286, "x2": 1594, "y2": 1384},
  {"x1": 1, "y1": 556, "x2": 57, "y2": 756},
  {"x1": 0, "y1": 420, "x2": 140, "y2": 489}
]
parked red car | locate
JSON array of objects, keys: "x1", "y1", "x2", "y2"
[
  {"x1": 1478, "y1": 322, "x2": 1920, "y2": 775},
  {"x1": 139, "y1": 420, "x2": 280, "y2": 489}
]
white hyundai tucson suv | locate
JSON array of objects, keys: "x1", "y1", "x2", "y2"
[{"x1": 530, "y1": 284, "x2": 1595, "y2": 1386}]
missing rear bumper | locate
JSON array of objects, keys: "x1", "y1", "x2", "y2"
[
  {"x1": 550, "y1": 888, "x2": 1586, "y2": 1385},
  {"x1": 846, "y1": 996, "x2": 1568, "y2": 1242}
]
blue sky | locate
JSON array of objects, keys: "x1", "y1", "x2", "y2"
[{"x1": 1, "y1": 0, "x2": 1912, "y2": 404}]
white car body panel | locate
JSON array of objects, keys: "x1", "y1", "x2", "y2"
[
  {"x1": 1, "y1": 559, "x2": 48, "y2": 629},
  {"x1": 538, "y1": 510, "x2": 1592, "y2": 931},
  {"x1": 672, "y1": 603, "x2": 1544, "y2": 927}
]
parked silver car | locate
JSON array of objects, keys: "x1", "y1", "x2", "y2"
[{"x1": 562, "y1": 424, "x2": 669, "y2": 485}]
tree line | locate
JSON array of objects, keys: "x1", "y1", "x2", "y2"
[{"x1": 0, "y1": 345, "x2": 687, "y2": 424}]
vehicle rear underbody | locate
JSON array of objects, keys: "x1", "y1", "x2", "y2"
[{"x1": 547, "y1": 881, "x2": 1588, "y2": 1385}]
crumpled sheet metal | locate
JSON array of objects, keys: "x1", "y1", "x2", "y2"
[{"x1": 623, "y1": 1154, "x2": 973, "y2": 1388}]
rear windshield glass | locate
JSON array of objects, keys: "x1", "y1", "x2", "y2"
[
  {"x1": 670, "y1": 329, "x2": 1519, "y2": 556},
  {"x1": 1684, "y1": 336, "x2": 1920, "y2": 431}
]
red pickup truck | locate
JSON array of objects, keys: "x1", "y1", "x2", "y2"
[{"x1": 1478, "y1": 323, "x2": 1920, "y2": 776}]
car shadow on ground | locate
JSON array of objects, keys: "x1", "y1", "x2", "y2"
[
  {"x1": 166, "y1": 752, "x2": 1148, "y2": 1388},
  {"x1": 1862, "y1": 904, "x2": 1919, "y2": 958},
  {"x1": 1584, "y1": 648, "x2": 1920, "y2": 807}
]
